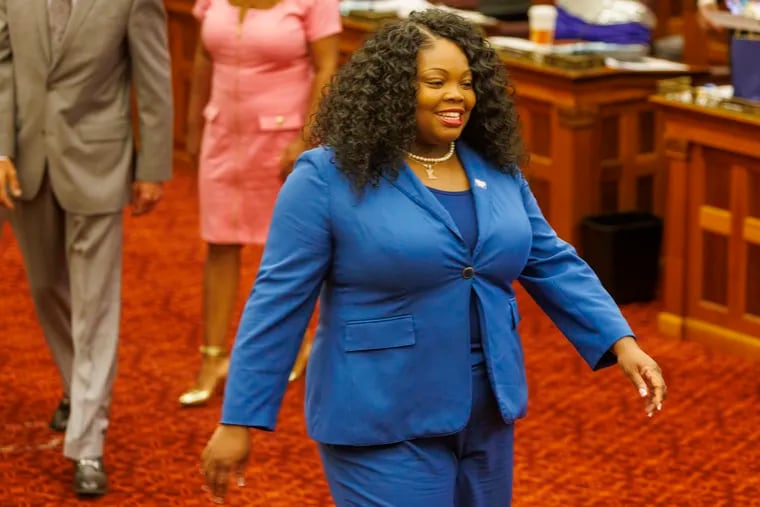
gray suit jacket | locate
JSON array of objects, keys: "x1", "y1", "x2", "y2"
[{"x1": 0, "y1": 0, "x2": 173, "y2": 214}]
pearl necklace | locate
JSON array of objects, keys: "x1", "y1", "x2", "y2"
[{"x1": 405, "y1": 142, "x2": 456, "y2": 180}]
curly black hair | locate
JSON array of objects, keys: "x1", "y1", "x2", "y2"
[{"x1": 311, "y1": 8, "x2": 525, "y2": 190}]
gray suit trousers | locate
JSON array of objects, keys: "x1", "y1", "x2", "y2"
[{"x1": 10, "y1": 173, "x2": 122, "y2": 460}]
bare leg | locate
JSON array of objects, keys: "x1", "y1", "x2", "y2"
[{"x1": 179, "y1": 242, "x2": 242, "y2": 405}]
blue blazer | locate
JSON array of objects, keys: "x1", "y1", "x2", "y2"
[{"x1": 221, "y1": 142, "x2": 633, "y2": 446}]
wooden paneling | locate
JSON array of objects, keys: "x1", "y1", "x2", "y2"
[
  {"x1": 509, "y1": 61, "x2": 703, "y2": 246},
  {"x1": 652, "y1": 96, "x2": 760, "y2": 358},
  {"x1": 166, "y1": 0, "x2": 198, "y2": 169}
]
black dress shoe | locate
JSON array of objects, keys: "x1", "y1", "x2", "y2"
[
  {"x1": 73, "y1": 457, "x2": 108, "y2": 496},
  {"x1": 50, "y1": 398, "x2": 70, "y2": 433}
]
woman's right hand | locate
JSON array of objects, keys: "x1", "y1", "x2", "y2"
[{"x1": 201, "y1": 424, "x2": 251, "y2": 504}]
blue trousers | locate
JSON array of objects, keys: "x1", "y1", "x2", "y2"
[{"x1": 318, "y1": 362, "x2": 514, "y2": 506}]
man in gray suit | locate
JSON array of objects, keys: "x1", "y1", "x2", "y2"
[{"x1": 0, "y1": 0, "x2": 172, "y2": 496}]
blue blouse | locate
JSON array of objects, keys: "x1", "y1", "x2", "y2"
[{"x1": 428, "y1": 187, "x2": 482, "y2": 358}]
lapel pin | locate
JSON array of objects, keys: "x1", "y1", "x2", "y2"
[{"x1": 474, "y1": 178, "x2": 487, "y2": 189}]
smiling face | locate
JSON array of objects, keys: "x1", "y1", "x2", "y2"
[{"x1": 412, "y1": 37, "x2": 476, "y2": 153}]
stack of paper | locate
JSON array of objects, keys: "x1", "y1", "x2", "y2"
[
  {"x1": 604, "y1": 57, "x2": 690, "y2": 72},
  {"x1": 488, "y1": 37, "x2": 538, "y2": 53},
  {"x1": 703, "y1": 10, "x2": 760, "y2": 32},
  {"x1": 489, "y1": 37, "x2": 649, "y2": 61},
  {"x1": 339, "y1": 0, "x2": 497, "y2": 25}
]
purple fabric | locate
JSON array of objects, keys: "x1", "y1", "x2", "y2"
[
  {"x1": 731, "y1": 37, "x2": 760, "y2": 102},
  {"x1": 555, "y1": 7, "x2": 651, "y2": 45}
]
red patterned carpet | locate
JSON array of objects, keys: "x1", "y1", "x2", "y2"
[{"x1": 1, "y1": 166, "x2": 759, "y2": 506}]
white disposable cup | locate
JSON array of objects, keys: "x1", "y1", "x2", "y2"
[{"x1": 527, "y1": 5, "x2": 557, "y2": 45}]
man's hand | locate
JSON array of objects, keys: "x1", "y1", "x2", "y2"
[
  {"x1": 131, "y1": 181, "x2": 164, "y2": 216},
  {"x1": 0, "y1": 158, "x2": 21, "y2": 209}
]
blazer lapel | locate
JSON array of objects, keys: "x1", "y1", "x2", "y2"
[
  {"x1": 33, "y1": 0, "x2": 52, "y2": 67},
  {"x1": 384, "y1": 164, "x2": 464, "y2": 243},
  {"x1": 457, "y1": 142, "x2": 492, "y2": 258},
  {"x1": 50, "y1": 0, "x2": 97, "y2": 71}
]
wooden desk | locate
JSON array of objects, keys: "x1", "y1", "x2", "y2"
[
  {"x1": 507, "y1": 59, "x2": 705, "y2": 246},
  {"x1": 652, "y1": 96, "x2": 760, "y2": 359},
  {"x1": 339, "y1": 17, "x2": 375, "y2": 65}
]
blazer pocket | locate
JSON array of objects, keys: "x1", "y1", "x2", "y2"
[
  {"x1": 343, "y1": 315, "x2": 416, "y2": 352},
  {"x1": 257, "y1": 113, "x2": 303, "y2": 132},
  {"x1": 79, "y1": 120, "x2": 130, "y2": 142}
]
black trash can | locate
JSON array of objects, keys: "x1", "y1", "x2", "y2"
[{"x1": 580, "y1": 211, "x2": 663, "y2": 305}]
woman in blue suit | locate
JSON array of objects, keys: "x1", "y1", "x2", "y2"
[{"x1": 201, "y1": 9, "x2": 667, "y2": 506}]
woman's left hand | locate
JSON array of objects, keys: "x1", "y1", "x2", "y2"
[
  {"x1": 279, "y1": 138, "x2": 307, "y2": 181},
  {"x1": 613, "y1": 337, "x2": 667, "y2": 418},
  {"x1": 201, "y1": 424, "x2": 251, "y2": 504}
]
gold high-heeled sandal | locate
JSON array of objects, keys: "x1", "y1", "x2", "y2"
[{"x1": 178, "y1": 345, "x2": 229, "y2": 407}]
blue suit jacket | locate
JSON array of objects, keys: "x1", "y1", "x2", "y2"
[{"x1": 221, "y1": 142, "x2": 633, "y2": 445}]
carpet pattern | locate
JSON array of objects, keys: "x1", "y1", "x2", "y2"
[{"x1": 1, "y1": 166, "x2": 759, "y2": 506}]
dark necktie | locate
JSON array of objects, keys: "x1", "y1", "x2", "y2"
[{"x1": 49, "y1": 0, "x2": 72, "y2": 56}]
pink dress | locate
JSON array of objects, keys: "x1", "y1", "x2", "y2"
[{"x1": 193, "y1": 0, "x2": 341, "y2": 244}]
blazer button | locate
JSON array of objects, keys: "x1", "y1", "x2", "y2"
[{"x1": 462, "y1": 266, "x2": 475, "y2": 279}]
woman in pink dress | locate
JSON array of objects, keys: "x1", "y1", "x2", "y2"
[{"x1": 180, "y1": 0, "x2": 341, "y2": 406}]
